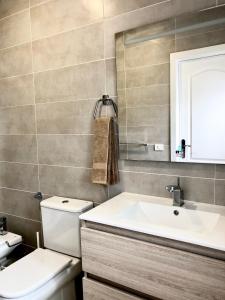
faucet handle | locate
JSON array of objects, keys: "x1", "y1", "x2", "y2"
[
  {"x1": 165, "y1": 185, "x2": 178, "y2": 192},
  {"x1": 0, "y1": 217, "x2": 7, "y2": 235}
]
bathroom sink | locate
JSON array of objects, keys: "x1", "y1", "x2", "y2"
[
  {"x1": 115, "y1": 201, "x2": 219, "y2": 234},
  {"x1": 80, "y1": 192, "x2": 225, "y2": 252}
]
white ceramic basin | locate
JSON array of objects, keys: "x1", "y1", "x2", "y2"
[
  {"x1": 115, "y1": 201, "x2": 219, "y2": 234},
  {"x1": 0, "y1": 232, "x2": 22, "y2": 262},
  {"x1": 80, "y1": 192, "x2": 225, "y2": 252}
]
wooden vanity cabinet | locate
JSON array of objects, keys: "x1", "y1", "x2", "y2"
[{"x1": 81, "y1": 224, "x2": 225, "y2": 300}]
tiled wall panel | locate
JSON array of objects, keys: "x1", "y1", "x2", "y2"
[{"x1": 0, "y1": 0, "x2": 224, "y2": 247}]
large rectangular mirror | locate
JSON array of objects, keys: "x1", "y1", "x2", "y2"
[{"x1": 116, "y1": 6, "x2": 225, "y2": 163}]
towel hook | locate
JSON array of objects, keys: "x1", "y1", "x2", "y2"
[{"x1": 93, "y1": 95, "x2": 118, "y2": 119}]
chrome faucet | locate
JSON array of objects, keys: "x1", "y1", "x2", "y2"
[
  {"x1": 165, "y1": 178, "x2": 184, "y2": 207},
  {"x1": 0, "y1": 217, "x2": 7, "y2": 235}
]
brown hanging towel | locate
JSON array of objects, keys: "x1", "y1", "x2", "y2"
[{"x1": 92, "y1": 117, "x2": 119, "y2": 185}]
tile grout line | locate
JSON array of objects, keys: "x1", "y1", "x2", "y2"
[
  {"x1": 102, "y1": 1, "x2": 110, "y2": 200},
  {"x1": 0, "y1": 134, "x2": 94, "y2": 136},
  {"x1": 123, "y1": 32, "x2": 128, "y2": 160},
  {"x1": 0, "y1": 159, "x2": 223, "y2": 182},
  {"x1": 0, "y1": 210, "x2": 41, "y2": 223},
  {"x1": 119, "y1": 169, "x2": 218, "y2": 181},
  {"x1": 30, "y1": 0, "x2": 55, "y2": 9},
  {"x1": 0, "y1": 98, "x2": 101, "y2": 110},
  {"x1": 28, "y1": 0, "x2": 41, "y2": 193},
  {"x1": 214, "y1": 164, "x2": 216, "y2": 204},
  {"x1": 0, "y1": 7, "x2": 29, "y2": 22},
  {"x1": 0, "y1": 41, "x2": 30, "y2": 53},
  {"x1": 31, "y1": 19, "x2": 103, "y2": 43},
  {"x1": 103, "y1": 0, "x2": 171, "y2": 20},
  {"x1": 0, "y1": 58, "x2": 106, "y2": 81},
  {"x1": 0, "y1": 57, "x2": 115, "y2": 82}
]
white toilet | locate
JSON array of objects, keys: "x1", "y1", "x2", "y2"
[{"x1": 0, "y1": 196, "x2": 93, "y2": 300}]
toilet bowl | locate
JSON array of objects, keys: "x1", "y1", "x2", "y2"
[
  {"x1": 0, "y1": 248, "x2": 81, "y2": 300},
  {"x1": 0, "y1": 197, "x2": 93, "y2": 300},
  {"x1": 0, "y1": 232, "x2": 22, "y2": 264}
]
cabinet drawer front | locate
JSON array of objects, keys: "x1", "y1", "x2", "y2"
[
  {"x1": 81, "y1": 228, "x2": 225, "y2": 300},
  {"x1": 83, "y1": 278, "x2": 144, "y2": 300}
]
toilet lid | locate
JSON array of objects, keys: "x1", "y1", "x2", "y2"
[{"x1": 0, "y1": 248, "x2": 72, "y2": 298}]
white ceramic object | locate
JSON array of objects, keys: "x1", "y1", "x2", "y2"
[
  {"x1": 41, "y1": 196, "x2": 93, "y2": 258},
  {"x1": 80, "y1": 192, "x2": 225, "y2": 252},
  {"x1": 0, "y1": 196, "x2": 93, "y2": 300},
  {"x1": 0, "y1": 232, "x2": 22, "y2": 262}
]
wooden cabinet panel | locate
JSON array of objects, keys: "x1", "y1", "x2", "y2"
[
  {"x1": 81, "y1": 228, "x2": 225, "y2": 300},
  {"x1": 83, "y1": 278, "x2": 145, "y2": 300}
]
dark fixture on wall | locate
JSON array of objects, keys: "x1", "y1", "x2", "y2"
[{"x1": 34, "y1": 192, "x2": 43, "y2": 200}]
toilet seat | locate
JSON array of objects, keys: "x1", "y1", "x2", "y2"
[{"x1": 0, "y1": 248, "x2": 80, "y2": 299}]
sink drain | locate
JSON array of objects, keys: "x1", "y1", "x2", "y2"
[{"x1": 173, "y1": 210, "x2": 179, "y2": 216}]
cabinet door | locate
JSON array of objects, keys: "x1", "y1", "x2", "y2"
[
  {"x1": 81, "y1": 228, "x2": 225, "y2": 300},
  {"x1": 171, "y1": 43, "x2": 225, "y2": 164},
  {"x1": 83, "y1": 278, "x2": 145, "y2": 300}
]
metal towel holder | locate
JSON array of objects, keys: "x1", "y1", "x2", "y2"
[{"x1": 93, "y1": 95, "x2": 118, "y2": 119}]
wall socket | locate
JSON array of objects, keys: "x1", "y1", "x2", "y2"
[{"x1": 154, "y1": 144, "x2": 164, "y2": 151}]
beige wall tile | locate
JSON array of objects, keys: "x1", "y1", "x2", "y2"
[
  {"x1": 215, "y1": 165, "x2": 225, "y2": 179},
  {"x1": 179, "y1": 177, "x2": 214, "y2": 203},
  {"x1": 104, "y1": 0, "x2": 165, "y2": 18},
  {"x1": 124, "y1": 18, "x2": 175, "y2": 42},
  {"x1": 0, "y1": 10, "x2": 30, "y2": 50},
  {"x1": 33, "y1": 23, "x2": 104, "y2": 72},
  {"x1": 176, "y1": 28, "x2": 225, "y2": 52},
  {"x1": 118, "y1": 107, "x2": 126, "y2": 127},
  {"x1": 127, "y1": 105, "x2": 169, "y2": 127},
  {"x1": 31, "y1": 0, "x2": 103, "y2": 40},
  {"x1": 0, "y1": 74, "x2": 34, "y2": 107},
  {"x1": 39, "y1": 165, "x2": 108, "y2": 203},
  {"x1": 0, "y1": 105, "x2": 35, "y2": 134},
  {"x1": 117, "y1": 89, "x2": 126, "y2": 107},
  {"x1": 0, "y1": 135, "x2": 37, "y2": 163},
  {"x1": 215, "y1": 180, "x2": 225, "y2": 206},
  {"x1": 30, "y1": 0, "x2": 47, "y2": 6},
  {"x1": 6, "y1": 214, "x2": 41, "y2": 247},
  {"x1": 38, "y1": 134, "x2": 93, "y2": 167},
  {"x1": 127, "y1": 124, "x2": 169, "y2": 145},
  {"x1": 34, "y1": 61, "x2": 105, "y2": 102},
  {"x1": 125, "y1": 37, "x2": 174, "y2": 68},
  {"x1": 0, "y1": 43, "x2": 32, "y2": 78},
  {"x1": 104, "y1": 0, "x2": 216, "y2": 58},
  {"x1": 173, "y1": 0, "x2": 216, "y2": 13},
  {"x1": 175, "y1": 6, "x2": 225, "y2": 38},
  {"x1": 117, "y1": 71, "x2": 125, "y2": 90},
  {"x1": 126, "y1": 63, "x2": 169, "y2": 88},
  {"x1": 115, "y1": 50, "x2": 125, "y2": 72},
  {"x1": 120, "y1": 160, "x2": 215, "y2": 178},
  {"x1": 112, "y1": 171, "x2": 178, "y2": 198},
  {"x1": 36, "y1": 100, "x2": 95, "y2": 134},
  {"x1": 0, "y1": 0, "x2": 29, "y2": 19},
  {"x1": 112, "y1": 171, "x2": 214, "y2": 203},
  {"x1": 217, "y1": 0, "x2": 225, "y2": 3},
  {"x1": 106, "y1": 58, "x2": 117, "y2": 96},
  {"x1": 127, "y1": 145, "x2": 170, "y2": 161},
  {"x1": 0, "y1": 188, "x2": 40, "y2": 220},
  {"x1": 126, "y1": 84, "x2": 169, "y2": 106},
  {"x1": 0, "y1": 162, "x2": 39, "y2": 191}
]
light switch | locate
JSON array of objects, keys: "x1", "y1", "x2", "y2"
[{"x1": 154, "y1": 144, "x2": 164, "y2": 151}]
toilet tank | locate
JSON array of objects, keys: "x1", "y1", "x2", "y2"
[{"x1": 40, "y1": 196, "x2": 93, "y2": 258}]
